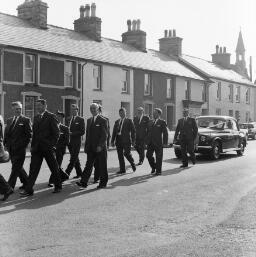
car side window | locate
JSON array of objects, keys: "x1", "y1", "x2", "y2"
[
  {"x1": 231, "y1": 120, "x2": 238, "y2": 131},
  {"x1": 225, "y1": 120, "x2": 233, "y2": 130}
]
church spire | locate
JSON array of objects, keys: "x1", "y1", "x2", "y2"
[{"x1": 236, "y1": 30, "x2": 245, "y2": 53}]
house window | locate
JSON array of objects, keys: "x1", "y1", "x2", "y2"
[
  {"x1": 65, "y1": 61, "x2": 75, "y2": 88},
  {"x1": 122, "y1": 69, "x2": 129, "y2": 93},
  {"x1": 93, "y1": 64, "x2": 102, "y2": 90},
  {"x1": 235, "y1": 110, "x2": 240, "y2": 121},
  {"x1": 24, "y1": 95, "x2": 39, "y2": 120},
  {"x1": 246, "y1": 88, "x2": 250, "y2": 104},
  {"x1": 144, "y1": 73, "x2": 153, "y2": 96},
  {"x1": 216, "y1": 108, "x2": 221, "y2": 115},
  {"x1": 246, "y1": 112, "x2": 250, "y2": 122},
  {"x1": 235, "y1": 86, "x2": 240, "y2": 102},
  {"x1": 25, "y1": 54, "x2": 36, "y2": 83},
  {"x1": 217, "y1": 82, "x2": 221, "y2": 101},
  {"x1": 78, "y1": 63, "x2": 82, "y2": 90},
  {"x1": 228, "y1": 84, "x2": 233, "y2": 102},
  {"x1": 166, "y1": 78, "x2": 173, "y2": 99},
  {"x1": 93, "y1": 100, "x2": 102, "y2": 106},
  {"x1": 144, "y1": 103, "x2": 153, "y2": 118},
  {"x1": 202, "y1": 83, "x2": 207, "y2": 102},
  {"x1": 229, "y1": 110, "x2": 233, "y2": 117},
  {"x1": 185, "y1": 80, "x2": 191, "y2": 100}
]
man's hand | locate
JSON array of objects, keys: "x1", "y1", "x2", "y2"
[{"x1": 96, "y1": 146, "x2": 102, "y2": 152}]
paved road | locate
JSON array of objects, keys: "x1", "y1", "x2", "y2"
[{"x1": 0, "y1": 141, "x2": 256, "y2": 257}]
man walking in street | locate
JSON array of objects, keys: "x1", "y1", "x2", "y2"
[
  {"x1": 146, "y1": 108, "x2": 168, "y2": 176},
  {"x1": 76, "y1": 103, "x2": 108, "y2": 189},
  {"x1": 111, "y1": 107, "x2": 136, "y2": 174},
  {"x1": 174, "y1": 108, "x2": 198, "y2": 168},
  {"x1": 65, "y1": 104, "x2": 85, "y2": 179},
  {"x1": 48, "y1": 111, "x2": 69, "y2": 187},
  {"x1": 4, "y1": 101, "x2": 32, "y2": 190},
  {"x1": 20, "y1": 99, "x2": 62, "y2": 196},
  {"x1": 133, "y1": 107, "x2": 149, "y2": 165}
]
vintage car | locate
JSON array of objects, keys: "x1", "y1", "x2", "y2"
[
  {"x1": 239, "y1": 122, "x2": 256, "y2": 140},
  {"x1": 173, "y1": 115, "x2": 247, "y2": 160}
]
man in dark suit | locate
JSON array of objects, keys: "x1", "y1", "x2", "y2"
[
  {"x1": 76, "y1": 103, "x2": 108, "y2": 189},
  {"x1": 133, "y1": 107, "x2": 149, "y2": 165},
  {"x1": 65, "y1": 104, "x2": 85, "y2": 178},
  {"x1": 93, "y1": 104, "x2": 110, "y2": 184},
  {"x1": 20, "y1": 99, "x2": 62, "y2": 196},
  {"x1": 111, "y1": 107, "x2": 136, "y2": 174},
  {"x1": 48, "y1": 111, "x2": 69, "y2": 186},
  {"x1": 4, "y1": 101, "x2": 32, "y2": 190},
  {"x1": 0, "y1": 114, "x2": 13, "y2": 201},
  {"x1": 174, "y1": 108, "x2": 198, "y2": 168},
  {"x1": 146, "y1": 108, "x2": 168, "y2": 176}
]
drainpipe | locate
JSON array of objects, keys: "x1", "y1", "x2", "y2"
[
  {"x1": 81, "y1": 62, "x2": 88, "y2": 117},
  {"x1": 0, "y1": 45, "x2": 6, "y2": 117}
]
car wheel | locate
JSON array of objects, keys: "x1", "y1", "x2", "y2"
[
  {"x1": 253, "y1": 134, "x2": 256, "y2": 140},
  {"x1": 237, "y1": 141, "x2": 245, "y2": 156},
  {"x1": 210, "y1": 141, "x2": 220, "y2": 160},
  {"x1": 174, "y1": 148, "x2": 182, "y2": 159}
]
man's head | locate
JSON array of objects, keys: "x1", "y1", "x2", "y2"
[
  {"x1": 71, "y1": 104, "x2": 79, "y2": 116},
  {"x1": 56, "y1": 110, "x2": 65, "y2": 123},
  {"x1": 11, "y1": 101, "x2": 22, "y2": 117},
  {"x1": 137, "y1": 107, "x2": 144, "y2": 117},
  {"x1": 153, "y1": 108, "x2": 162, "y2": 120},
  {"x1": 183, "y1": 108, "x2": 189, "y2": 118},
  {"x1": 36, "y1": 99, "x2": 47, "y2": 114},
  {"x1": 90, "y1": 103, "x2": 99, "y2": 116},
  {"x1": 119, "y1": 107, "x2": 126, "y2": 119}
]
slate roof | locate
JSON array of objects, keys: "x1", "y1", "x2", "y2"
[
  {"x1": 181, "y1": 54, "x2": 254, "y2": 86},
  {"x1": 0, "y1": 12, "x2": 204, "y2": 81}
]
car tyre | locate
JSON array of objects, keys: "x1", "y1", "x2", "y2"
[
  {"x1": 253, "y1": 134, "x2": 256, "y2": 140},
  {"x1": 210, "y1": 141, "x2": 220, "y2": 160},
  {"x1": 174, "y1": 148, "x2": 182, "y2": 159},
  {"x1": 237, "y1": 141, "x2": 245, "y2": 156}
]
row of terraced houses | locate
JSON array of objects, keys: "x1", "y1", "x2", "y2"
[{"x1": 0, "y1": 0, "x2": 255, "y2": 130}]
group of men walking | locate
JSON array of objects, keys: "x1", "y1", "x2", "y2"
[{"x1": 0, "y1": 98, "x2": 198, "y2": 201}]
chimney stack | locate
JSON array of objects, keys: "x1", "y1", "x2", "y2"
[
  {"x1": 211, "y1": 45, "x2": 231, "y2": 69},
  {"x1": 17, "y1": 0, "x2": 48, "y2": 29},
  {"x1": 122, "y1": 19, "x2": 147, "y2": 52},
  {"x1": 159, "y1": 29, "x2": 183, "y2": 56},
  {"x1": 74, "y1": 3, "x2": 102, "y2": 42}
]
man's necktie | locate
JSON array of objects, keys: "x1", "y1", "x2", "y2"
[
  {"x1": 70, "y1": 116, "x2": 74, "y2": 127},
  {"x1": 118, "y1": 119, "x2": 123, "y2": 134},
  {"x1": 91, "y1": 116, "x2": 95, "y2": 127},
  {"x1": 10, "y1": 116, "x2": 18, "y2": 131}
]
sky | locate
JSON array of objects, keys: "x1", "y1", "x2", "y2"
[{"x1": 1, "y1": 0, "x2": 256, "y2": 80}]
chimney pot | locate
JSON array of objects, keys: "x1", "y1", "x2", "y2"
[
  {"x1": 127, "y1": 20, "x2": 131, "y2": 31},
  {"x1": 216, "y1": 45, "x2": 219, "y2": 53},
  {"x1": 164, "y1": 30, "x2": 168, "y2": 38},
  {"x1": 91, "y1": 3, "x2": 96, "y2": 17},
  {"x1": 223, "y1": 47, "x2": 226, "y2": 53},
  {"x1": 132, "y1": 20, "x2": 137, "y2": 31},
  {"x1": 79, "y1": 5, "x2": 85, "y2": 18},
  {"x1": 220, "y1": 47, "x2": 223, "y2": 54},
  {"x1": 169, "y1": 30, "x2": 172, "y2": 37},
  {"x1": 85, "y1": 4, "x2": 90, "y2": 17},
  {"x1": 173, "y1": 29, "x2": 176, "y2": 37},
  {"x1": 137, "y1": 19, "x2": 141, "y2": 30}
]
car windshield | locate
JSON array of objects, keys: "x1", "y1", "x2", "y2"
[
  {"x1": 197, "y1": 117, "x2": 225, "y2": 130},
  {"x1": 239, "y1": 124, "x2": 249, "y2": 129}
]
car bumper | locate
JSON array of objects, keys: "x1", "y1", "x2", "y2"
[{"x1": 173, "y1": 144, "x2": 212, "y2": 150}]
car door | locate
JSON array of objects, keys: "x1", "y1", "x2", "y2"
[
  {"x1": 230, "y1": 119, "x2": 240, "y2": 148},
  {"x1": 222, "y1": 120, "x2": 234, "y2": 149}
]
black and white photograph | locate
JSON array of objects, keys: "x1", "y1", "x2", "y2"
[{"x1": 0, "y1": 0, "x2": 256, "y2": 256}]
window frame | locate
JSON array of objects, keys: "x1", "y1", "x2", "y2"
[
  {"x1": 144, "y1": 73, "x2": 153, "y2": 96},
  {"x1": 185, "y1": 80, "x2": 191, "y2": 100},
  {"x1": 235, "y1": 86, "x2": 240, "y2": 103},
  {"x1": 121, "y1": 69, "x2": 129, "y2": 94},
  {"x1": 64, "y1": 60, "x2": 75, "y2": 88},
  {"x1": 217, "y1": 82, "x2": 221, "y2": 101},
  {"x1": 24, "y1": 54, "x2": 36, "y2": 84},
  {"x1": 246, "y1": 88, "x2": 250, "y2": 104},
  {"x1": 93, "y1": 64, "x2": 102, "y2": 91},
  {"x1": 228, "y1": 84, "x2": 234, "y2": 102}
]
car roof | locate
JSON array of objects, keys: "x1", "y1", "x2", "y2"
[{"x1": 197, "y1": 115, "x2": 236, "y2": 121}]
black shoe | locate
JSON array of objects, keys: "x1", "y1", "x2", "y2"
[
  {"x1": 131, "y1": 163, "x2": 136, "y2": 172},
  {"x1": 137, "y1": 161, "x2": 143, "y2": 166},
  {"x1": 61, "y1": 172, "x2": 69, "y2": 182},
  {"x1": 116, "y1": 171, "x2": 126, "y2": 174},
  {"x1": 151, "y1": 169, "x2": 156, "y2": 174},
  {"x1": 97, "y1": 185, "x2": 107, "y2": 189},
  {"x1": 19, "y1": 185, "x2": 25, "y2": 190},
  {"x1": 52, "y1": 188, "x2": 62, "y2": 193},
  {"x1": 20, "y1": 190, "x2": 34, "y2": 197},
  {"x1": 2, "y1": 188, "x2": 14, "y2": 201},
  {"x1": 180, "y1": 164, "x2": 188, "y2": 168},
  {"x1": 73, "y1": 175, "x2": 81, "y2": 179},
  {"x1": 76, "y1": 181, "x2": 87, "y2": 188},
  {"x1": 192, "y1": 159, "x2": 196, "y2": 165},
  {"x1": 93, "y1": 180, "x2": 99, "y2": 184},
  {"x1": 47, "y1": 183, "x2": 54, "y2": 188},
  {"x1": 154, "y1": 172, "x2": 162, "y2": 176}
]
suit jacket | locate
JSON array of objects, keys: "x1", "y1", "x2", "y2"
[
  {"x1": 69, "y1": 116, "x2": 85, "y2": 143},
  {"x1": 146, "y1": 119, "x2": 168, "y2": 147},
  {"x1": 56, "y1": 124, "x2": 69, "y2": 152},
  {"x1": 174, "y1": 117, "x2": 198, "y2": 141},
  {"x1": 84, "y1": 115, "x2": 108, "y2": 153},
  {"x1": 100, "y1": 115, "x2": 111, "y2": 147},
  {"x1": 111, "y1": 118, "x2": 135, "y2": 145},
  {"x1": 31, "y1": 111, "x2": 60, "y2": 152},
  {"x1": 133, "y1": 115, "x2": 150, "y2": 141},
  {"x1": 4, "y1": 115, "x2": 32, "y2": 152}
]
